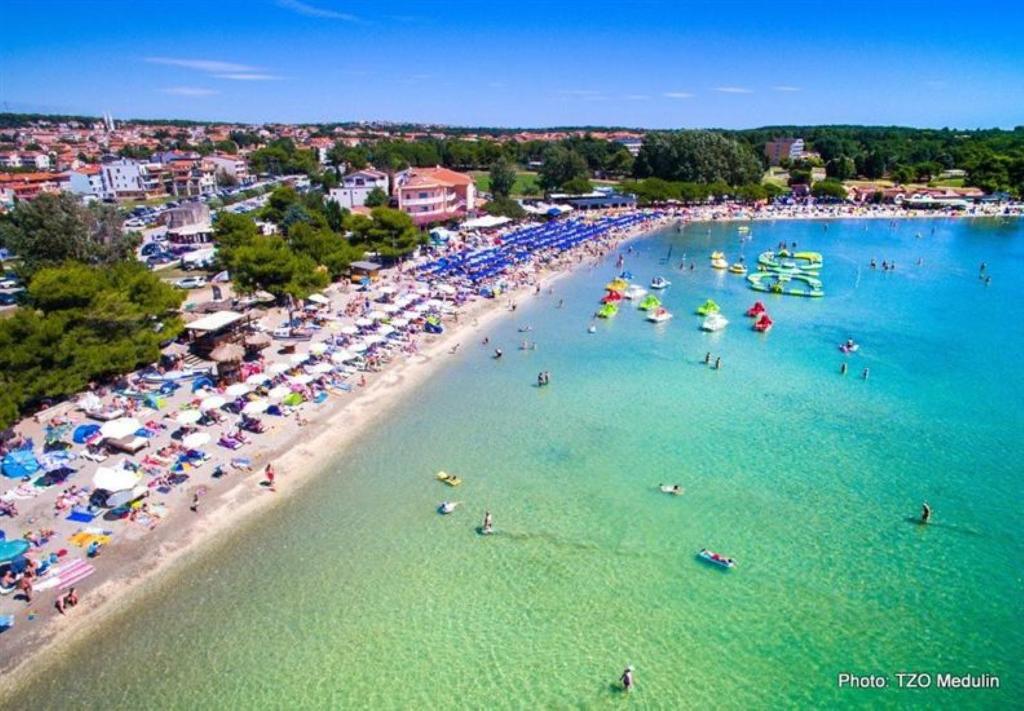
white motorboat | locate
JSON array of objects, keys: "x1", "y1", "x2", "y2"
[
  {"x1": 647, "y1": 307, "x2": 673, "y2": 323},
  {"x1": 700, "y1": 312, "x2": 729, "y2": 331},
  {"x1": 650, "y1": 276, "x2": 671, "y2": 289},
  {"x1": 623, "y1": 284, "x2": 648, "y2": 300}
]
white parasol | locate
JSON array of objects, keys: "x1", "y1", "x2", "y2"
[{"x1": 99, "y1": 417, "x2": 142, "y2": 440}]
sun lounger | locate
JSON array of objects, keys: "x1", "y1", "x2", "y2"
[{"x1": 106, "y1": 435, "x2": 149, "y2": 454}]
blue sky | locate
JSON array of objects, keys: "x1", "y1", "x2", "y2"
[{"x1": 3, "y1": 0, "x2": 1023, "y2": 128}]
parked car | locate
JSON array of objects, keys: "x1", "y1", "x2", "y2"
[{"x1": 174, "y1": 276, "x2": 208, "y2": 290}]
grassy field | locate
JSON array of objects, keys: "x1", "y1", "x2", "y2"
[{"x1": 470, "y1": 170, "x2": 541, "y2": 196}]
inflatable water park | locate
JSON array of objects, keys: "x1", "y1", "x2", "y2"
[{"x1": 746, "y1": 250, "x2": 825, "y2": 298}]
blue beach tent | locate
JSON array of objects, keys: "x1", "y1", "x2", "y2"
[
  {"x1": 72, "y1": 424, "x2": 101, "y2": 444},
  {"x1": 2, "y1": 449, "x2": 39, "y2": 480}
]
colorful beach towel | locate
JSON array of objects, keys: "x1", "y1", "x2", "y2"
[
  {"x1": 66, "y1": 510, "x2": 96, "y2": 523},
  {"x1": 69, "y1": 532, "x2": 111, "y2": 548}
]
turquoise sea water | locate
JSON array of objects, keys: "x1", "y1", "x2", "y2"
[{"x1": 10, "y1": 218, "x2": 1024, "y2": 709}]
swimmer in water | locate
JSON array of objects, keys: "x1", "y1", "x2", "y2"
[
  {"x1": 840, "y1": 362, "x2": 848, "y2": 375},
  {"x1": 621, "y1": 667, "x2": 635, "y2": 692},
  {"x1": 493, "y1": 348, "x2": 503, "y2": 359},
  {"x1": 482, "y1": 510, "x2": 493, "y2": 534},
  {"x1": 862, "y1": 367, "x2": 870, "y2": 380},
  {"x1": 921, "y1": 502, "x2": 932, "y2": 523},
  {"x1": 704, "y1": 351, "x2": 711, "y2": 365},
  {"x1": 714, "y1": 356, "x2": 722, "y2": 370}
]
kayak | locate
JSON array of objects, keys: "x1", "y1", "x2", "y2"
[
  {"x1": 436, "y1": 471, "x2": 462, "y2": 487},
  {"x1": 698, "y1": 548, "x2": 736, "y2": 568},
  {"x1": 659, "y1": 484, "x2": 684, "y2": 496}
]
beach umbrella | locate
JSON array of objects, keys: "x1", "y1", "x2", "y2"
[
  {"x1": 436, "y1": 284, "x2": 456, "y2": 295},
  {"x1": 268, "y1": 362, "x2": 291, "y2": 375},
  {"x1": 364, "y1": 335, "x2": 386, "y2": 346},
  {"x1": 199, "y1": 395, "x2": 226, "y2": 411},
  {"x1": 309, "y1": 342, "x2": 328, "y2": 355},
  {"x1": 288, "y1": 374, "x2": 314, "y2": 385},
  {"x1": 2, "y1": 449, "x2": 40, "y2": 480},
  {"x1": 0, "y1": 539, "x2": 30, "y2": 564},
  {"x1": 379, "y1": 303, "x2": 401, "y2": 314},
  {"x1": 100, "y1": 417, "x2": 142, "y2": 440},
  {"x1": 290, "y1": 352, "x2": 310, "y2": 365},
  {"x1": 183, "y1": 432, "x2": 211, "y2": 449},
  {"x1": 390, "y1": 318, "x2": 410, "y2": 328},
  {"x1": 377, "y1": 285, "x2": 396, "y2": 295},
  {"x1": 225, "y1": 383, "x2": 251, "y2": 398},
  {"x1": 367, "y1": 310, "x2": 386, "y2": 321},
  {"x1": 355, "y1": 318, "x2": 373, "y2": 328},
  {"x1": 245, "y1": 373, "x2": 270, "y2": 386},
  {"x1": 378, "y1": 325, "x2": 396, "y2": 336},
  {"x1": 348, "y1": 342, "x2": 368, "y2": 353},
  {"x1": 307, "y1": 293, "x2": 330, "y2": 305},
  {"x1": 210, "y1": 343, "x2": 245, "y2": 363},
  {"x1": 175, "y1": 410, "x2": 202, "y2": 425},
  {"x1": 93, "y1": 466, "x2": 142, "y2": 492},
  {"x1": 242, "y1": 399, "x2": 269, "y2": 416},
  {"x1": 309, "y1": 363, "x2": 333, "y2": 375},
  {"x1": 72, "y1": 424, "x2": 101, "y2": 444},
  {"x1": 338, "y1": 325, "x2": 359, "y2": 336},
  {"x1": 267, "y1": 385, "x2": 291, "y2": 402}
]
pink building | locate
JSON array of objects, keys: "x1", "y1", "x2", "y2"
[{"x1": 395, "y1": 166, "x2": 475, "y2": 224}]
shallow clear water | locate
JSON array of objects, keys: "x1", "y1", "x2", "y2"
[{"x1": 13, "y1": 219, "x2": 1024, "y2": 709}]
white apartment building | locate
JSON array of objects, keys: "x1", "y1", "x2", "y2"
[{"x1": 328, "y1": 169, "x2": 389, "y2": 209}]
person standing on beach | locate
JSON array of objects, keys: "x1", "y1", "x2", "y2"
[
  {"x1": 704, "y1": 352, "x2": 711, "y2": 365},
  {"x1": 264, "y1": 464, "x2": 276, "y2": 492},
  {"x1": 714, "y1": 357, "x2": 722, "y2": 370},
  {"x1": 190, "y1": 492, "x2": 200, "y2": 512},
  {"x1": 921, "y1": 502, "x2": 932, "y2": 523}
]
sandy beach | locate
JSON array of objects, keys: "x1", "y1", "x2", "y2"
[{"x1": 0, "y1": 212, "x2": 669, "y2": 696}]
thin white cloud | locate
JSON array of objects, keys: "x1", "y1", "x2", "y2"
[
  {"x1": 146, "y1": 57, "x2": 256, "y2": 73},
  {"x1": 161, "y1": 86, "x2": 219, "y2": 97},
  {"x1": 715, "y1": 86, "x2": 753, "y2": 94},
  {"x1": 625, "y1": 94, "x2": 651, "y2": 100},
  {"x1": 277, "y1": 0, "x2": 358, "y2": 21},
  {"x1": 214, "y1": 73, "x2": 282, "y2": 81},
  {"x1": 772, "y1": 85, "x2": 801, "y2": 92},
  {"x1": 556, "y1": 89, "x2": 602, "y2": 97},
  {"x1": 663, "y1": 91, "x2": 694, "y2": 99}
]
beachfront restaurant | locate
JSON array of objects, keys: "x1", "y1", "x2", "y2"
[
  {"x1": 349, "y1": 260, "x2": 382, "y2": 283},
  {"x1": 184, "y1": 310, "x2": 246, "y2": 357}
]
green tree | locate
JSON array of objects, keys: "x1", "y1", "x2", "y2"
[
  {"x1": 488, "y1": 158, "x2": 517, "y2": 198},
  {"x1": 560, "y1": 176, "x2": 594, "y2": 194},
  {"x1": 364, "y1": 187, "x2": 389, "y2": 207},
  {"x1": 482, "y1": 197, "x2": 526, "y2": 219},
  {"x1": 811, "y1": 180, "x2": 848, "y2": 200},
  {"x1": 0, "y1": 261, "x2": 184, "y2": 426},
  {"x1": 0, "y1": 192, "x2": 139, "y2": 276},
  {"x1": 633, "y1": 131, "x2": 762, "y2": 185},
  {"x1": 604, "y1": 148, "x2": 635, "y2": 177},
  {"x1": 361, "y1": 207, "x2": 424, "y2": 260},
  {"x1": 538, "y1": 146, "x2": 589, "y2": 191}
]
